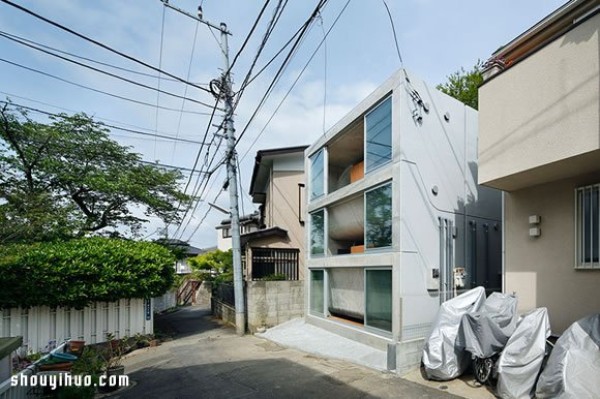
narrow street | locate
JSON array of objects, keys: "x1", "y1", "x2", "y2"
[{"x1": 109, "y1": 306, "x2": 462, "y2": 399}]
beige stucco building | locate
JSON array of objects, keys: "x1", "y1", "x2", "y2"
[
  {"x1": 245, "y1": 146, "x2": 308, "y2": 281},
  {"x1": 478, "y1": 0, "x2": 600, "y2": 333}
]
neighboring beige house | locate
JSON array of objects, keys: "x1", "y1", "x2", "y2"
[
  {"x1": 478, "y1": 0, "x2": 600, "y2": 333},
  {"x1": 215, "y1": 212, "x2": 261, "y2": 251},
  {"x1": 246, "y1": 145, "x2": 308, "y2": 281}
]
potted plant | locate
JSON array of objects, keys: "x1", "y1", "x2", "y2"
[{"x1": 99, "y1": 333, "x2": 127, "y2": 393}]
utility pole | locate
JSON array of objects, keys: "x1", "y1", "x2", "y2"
[{"x1": 161, "y1": 1, "x2": 245, "y2": 336}]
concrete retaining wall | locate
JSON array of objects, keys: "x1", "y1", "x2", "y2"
[
  {"x1": 196, "y1": 281, "x2": 212, "y2": 306},
  {"x1": 246, "y1": 280, "x2": 304, "y2": 333},
  {"x1": 211, "y1": 299, "x2": 236, "y2": 328},
  {"x1": 153, "y1": 289, "x2": 177, "y2": 313}
]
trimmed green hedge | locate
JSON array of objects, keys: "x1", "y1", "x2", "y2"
[{"x1": 0, "y1": 238, "x2": 175, "y2": 309}]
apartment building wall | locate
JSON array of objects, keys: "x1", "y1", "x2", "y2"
[
  {"x1": 479, "y1": 13, "x2": 600, "y2": 191},
  {"x1": 504, "y1": 171, "x2": 600, "y2": 333}
]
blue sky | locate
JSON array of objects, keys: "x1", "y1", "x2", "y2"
[{"x1": 0, "y1": 0, "x2": 566, "y2": 247}]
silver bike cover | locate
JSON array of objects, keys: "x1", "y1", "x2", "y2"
[
  {"x1": 536, "y1": 313, "x2": 600, "y2": 399},
  {"x1": 460, "y1": 292, "x2": 518, "y2": 358},
  {"x1": 495, "y1": 307, "x2": 551, "y2": 399},
  {"x1": 422, "y1": 286, "x2": 486, "y2": 380}
]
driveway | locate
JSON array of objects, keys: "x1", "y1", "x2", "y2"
[{"x1": 109, "y1": 306, "x2": 462, "y2": 399}]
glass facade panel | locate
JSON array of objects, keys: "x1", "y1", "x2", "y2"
[
  {"x1": 310, "y1": 210, "x2": 325, "y2": 255},
  {"x1": 365, "y1": 269, "x2": 392, "y2": 332},
  {"x1": 365, "y1": 97, "x2": 392, "y2": 172},
  {"x1": 365, "y1": 183, "x2": 392, "y2": 249},
  {"x1": 310, "y1": 270, "x2": 325, "y2": 314},
  {"x1": 310, "y1": 149, "x2": 324, "y2": 199}
]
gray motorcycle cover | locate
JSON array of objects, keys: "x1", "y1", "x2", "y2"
[
  {"x1": 460, "y1": 292, "x2": 518, "y2": 358},
  {"x1": 422, "y1": 286, "x2": 486, "y2": 380},
  {"x1": 536, "y1": 313, "x2": 600, "y2": 398},
  {"x1": 495, "y1": 307, "x2": 551, "y2": 399}
]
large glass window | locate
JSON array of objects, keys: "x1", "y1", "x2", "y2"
[
  {"x1": 310, "y1": 210, "x2": 325, "y2": 255},
  {"x1": 576, "y1": 184, "x2": 600, "y2": 268},
  {"x1": 365, "y1": 97, "x2": 392, "y2": 173},
  {"x1": 365, "y1": 183, "x2": 392, "y2": 249},
  {"x1": 310, "y1": 270, "x2": 325, "y2": 314},
  {"x1": 365, "y1": 269, "x2": 392, "y2": 332},
  {"x1": 310, "y1": 149, "x2": 325, "y2": 200}
]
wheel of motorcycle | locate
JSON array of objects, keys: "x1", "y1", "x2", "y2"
[{"x1": 474, "y1": 357, "x2": 493, "y2": 384}]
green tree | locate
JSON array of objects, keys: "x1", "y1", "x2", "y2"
[
  {"x1": 0, "y1": 237, "x2": 175, "y2": 309},
  {"x1": 0, "y1": 104, "x2": 190, "y2": 242},
  {"x1": 436, "y1": 61, "x2": 483, "y2": 110},
  {"x1": 188, "y1": 249, "x2": 233, "y2": 283}
]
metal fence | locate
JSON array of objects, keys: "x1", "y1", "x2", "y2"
[
  {"x1": 0, "y1": 299, "x2": 154, "y2": 355},
  {"x1": 212, "y1": 283, "x2": 235, "y2": 307},
  {"x1": 250, "y1": 247, "x2": 299, "y2": 280}
]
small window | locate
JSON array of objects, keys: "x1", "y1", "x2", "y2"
[
  {"x1": 576, "y1": 184, "x2": 600, "y2": 268},
  {"x1": 222, "y1": 228, "x2": 231, "y2": 238},
  {"x1": 365, "y1": 183, "x2": 392, "y2": 249},
  {"x1": 310, "y1": 210, "x2": 325, "y2": 256},
  {"x1": 310, "y1": 149, "x2": 325, "y2": 200},
  {"x1": 310, "y1": 270, "x2": 325, "y2": 314},
  {"x1": 365, "y1": 97, "x2": 392, "y2": 173}
]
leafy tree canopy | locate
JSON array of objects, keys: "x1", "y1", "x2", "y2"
[
  {"x1": 0, "y1": 237, "x2": 175, "y2": 309},
  {"x1": 0, "y1": 104, "x2": 190, "y2": 243},
  {"x1": 188, "y1": 249, "x2": 233, "y2": 283},
  {"x1": 436, "y1": 61, "x2": 483, "y2": 110}
]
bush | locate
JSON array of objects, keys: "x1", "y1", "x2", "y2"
[
  {"x1": 0, "y1": 237, "x2": 175, "y2": 309},
  {"x1": 262, "y1": 273, "x2": 287, "y2": 281}
]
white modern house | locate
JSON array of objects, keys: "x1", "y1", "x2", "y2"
[{"x1": 305, "y1": 69, "x2": 502, "y2": 371}]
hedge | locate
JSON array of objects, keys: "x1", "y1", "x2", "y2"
[{"x1": 0, "y1": 237, "x2": 175, "y2": 309}]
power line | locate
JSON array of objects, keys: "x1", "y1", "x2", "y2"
[
  {"x1": 234, "y1": 0, "x2": 288, "y2": 108},
  {"x1": 0, "y1": 30, "x2": 209, "y2": 85},
  {"x1": 0, "y1": 91, "x2": 212, "y2": 136},
  {"x1": 381, "y1": 0, "x2": 404, "y2": 66},
  {"x1": 0, "y1": 32, "x2": 218, "y2": 110},
  {"x1": 0, "y1": 58, "x2": 213, "y2": 115},
  {"x1": 0, "y1": 0, "x2": 213, "y2": 95},
  {"x1": 154, "y1": 5, "x2": 168, "y2": 160},
  {"x1": 0, "y1": 100, "x2": 213, "y2": 146},
  {"x1": 235, "y1": 0, "x2": 331, "y2": 147},
  {"x1": 228, "y1": 0, "x2": 272, "y2": 73},
  {"x1": 239, "y1": 0, "x2": 352, "y2": 161},
  {"x1": 172, "y1": 20, "x2": 201, "y2": 164}
]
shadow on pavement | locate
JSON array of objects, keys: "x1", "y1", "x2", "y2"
[
  {"x1": 154, "y1": 306, "x2": 229, "y2": 340},
  {"x1": 118, "y1": 358, "x2": 399, "y2": 399}
]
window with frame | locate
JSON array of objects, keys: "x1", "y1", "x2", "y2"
[
  {"x1": 576, "y1": 184, "x2": 600, "y2": 268},
  {"x1": 222, "y1": 227, "x2": 231, "y2": 238},
  {"x1": 310, "y1": 209, "x2": 325, "y2": 256},
  {"x1": 365, "y1": 97, "x2": 392, "y2": 173},
  {"x1": 310, "y1": 149, "x2": 325, "y2": 200},
  {"x1": 365, "y1": 183, "x2": 392, "y2": 249}
]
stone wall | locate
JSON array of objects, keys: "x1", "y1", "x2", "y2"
[
  {"x1": 196, "y1": 281, "x2": 212, "y2": 306},
  {"x1": 211, "y1": 298, "x2": 236, "y2": 328},
  {"x1": 154, "y1": 289, "x2": 177, "y2": 313},
  {"x1": 246, "y1": 280, "x2": 304, "y2": 333}
]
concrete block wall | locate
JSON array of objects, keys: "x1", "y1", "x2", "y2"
[
  {"x1": 196, "y1": 281, "x2": 212, "y2": 306},
  {"x1": 246, "y1": 281, "x2": 304, "y2": 333},
  {"x1": 153, "y1": 289, "x2": 177, "y2": 313}
]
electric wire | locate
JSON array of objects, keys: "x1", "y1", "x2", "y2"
[
  {"x1": 0, "y1": 0, "x2": 213, "y2": 94},
  {"x1": 154, "y1": 5, "x2": 167, "y2": 160},
  {"x1": 0, "y1": 32, "x2": 217, "y2": 110},
  {"x1": 227, "y1": 0, "x2": 272, "y2": 74},
  {"x1": 0, "y1": 90, "x2": 212, "y2": 132},
  {"x1": 234, "y1": 0, "x2": 287, "y2": 109},
  {"x1": 0, "y1": 58, "x2": 213, "y2": 115},
  {"x1": 0, "y1": 100, "x2": 214, "y2": 146},
  {"x1": 235, "y1": 0, "x2": 330, "y2": 148},
  {"x1": 237, "y1": 0, "x2": 347, "y2": 159},
  {"x1": 171, "y1": 21, "x2": 201, "y2": 164},
  {"x1": 0, "y1": 30, "x2": 208, "y2": 85}
]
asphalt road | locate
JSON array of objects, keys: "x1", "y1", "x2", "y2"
[{"x1": 108, "y1": 306, "x2": 462, "y2": 399}]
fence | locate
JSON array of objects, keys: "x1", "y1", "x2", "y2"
[
  {"x1": 250, "y1": 247, "x2": 299, "y2": 280},
  {"x1": 212, "y1": 283, "x2": 235, "y2": 307},
  {"x1": 0, "y1": 298, "x2": 154, "y2": 355}
]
